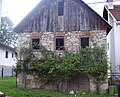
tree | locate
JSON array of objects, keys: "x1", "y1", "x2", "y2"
[{"x1": 0, "y1": 16, "x2": 17, "y2": 47}]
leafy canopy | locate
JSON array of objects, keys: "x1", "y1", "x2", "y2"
[{"x1": 0, "y1": 16, "x2": 17, "y2": 47}]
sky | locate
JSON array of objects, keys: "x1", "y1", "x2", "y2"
[{"x1": 1, "y1": 0, "x2": 120, "y2": 26}]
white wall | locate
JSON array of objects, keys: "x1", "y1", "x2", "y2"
[
  {"x1": 106, "y1": 7, "x2": 120, "y2": 73},
  {"x1": 107, "y1": 11, "x2": 116, "y2": 72},
  {"x1": 0, "y1": 45, "x2": 16, "y2": 66},
  {"x1": 107, "y1": 28, "x2": 115, "y2": 72},
  {"x1": 0, "y1": 0, "x2": 2, "y2": 24},
  {"x1": 114, "y1": 25, "x2": 120, "y2": 72}
]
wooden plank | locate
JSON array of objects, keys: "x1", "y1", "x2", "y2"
[{"x1": 15, "y1": 0, "x2": 108, "y2": 33}]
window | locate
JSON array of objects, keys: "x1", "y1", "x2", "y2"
[
  {"x1": 81, "y1": 37, "x2": 89, "y2": 48},
  {"x1": 5, "y1": 51, "x2": 8, "y2": 58},
  {"x1": 107, "y1": 43, "x2": 109, "y2": 50},
  {"x1": 56, "y1": 37, "x2": 64, "y2": 50},
  {"x1": 119, "y1": 65, "x2": 120, "y2": 71},
  {"x1": 12, "y1": 53, "x2": 14, "y2": 58},
  {"x1": 58, "y1": 0, "x2": 64, "y2": 16},
  {"x1": 32, "y1": 38, "x2": 40, "y2": 50}
]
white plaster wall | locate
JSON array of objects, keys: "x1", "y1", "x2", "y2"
[
  {"x1": 114, "y1": 25, "x2": 120, "y2": 72},
  {"x1": 0, "y1": 0, "x2": 2, "y2": 24},
  {"x1": 107, "y1": 9, "x2": 116, "y2": 73},
  {"x1": 107, "y1": 28, "x2": 116, "y2": 72},
  {"x1": 107, "y1": 9, "x2": 120, "y2": 73},
  {"x1": 0, "y1": 45, "x2": 16, "y2": 66}
]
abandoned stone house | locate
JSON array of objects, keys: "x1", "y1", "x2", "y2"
[{"x1": 14, "y1": 0, "x2": 112, "y2": 93}]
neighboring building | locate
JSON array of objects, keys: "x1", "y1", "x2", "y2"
[
  {"x1": 14, "y1": 0, "x2": 112, "y2": 93},
  {"x1": 0, "y1": 0, "x2": 2, "y2": 24},
  {"x1": 103, "y1": 5, "x2": 120, "y2": 74},
  {"x1": 0, "y1": 42, "x2": 16, "y2": 77}
]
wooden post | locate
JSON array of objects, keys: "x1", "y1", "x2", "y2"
[
  {"x1": 12, "y1": 67, "x2": 14, "y2": 77},
  {"x1": 1, "y1": 67, "x2": 3, "y2": 78}
]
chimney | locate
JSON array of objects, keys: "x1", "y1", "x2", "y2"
[{"x1": 107, "y1": 0, "x2": 114, "y2": 9}]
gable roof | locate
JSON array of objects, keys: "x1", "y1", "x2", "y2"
[
  {"x1": 0, "y1": 42, "x2": 15, "y2": 51},
  {"x1": 14, "y1": 0, "x2": 46, "y2": 32},
  {"x1": 108, "y1": 5, "x2": 120, "y2": 21},
  {"x1": 79, "y1": 0, "x2": 112, "y2": 32},
  {"x1": 14, "y1": 0, "x2": 112, "y2": 34}
]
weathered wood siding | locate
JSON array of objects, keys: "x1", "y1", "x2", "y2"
[{"x1": 14, "y1": 0, "x2": 109, "y2": 33}]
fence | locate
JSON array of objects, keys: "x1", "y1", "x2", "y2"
[
  {"x1": 108, "y1": 72, "x2": 120, "y2": 95},
  {"x1": 108, "y1": 72, "x2": 120, "y2": 85},
  {"x1": 0, "y1": 66, "x2": 15, "y2": 77}
]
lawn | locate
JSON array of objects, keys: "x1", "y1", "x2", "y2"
[{"x1": 0, "y1": 77, "x2": 118, "y2": 97}]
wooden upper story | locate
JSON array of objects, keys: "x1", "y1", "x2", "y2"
[{"x1": 14, "y1": 0, "x2": 112, "y2": 34}]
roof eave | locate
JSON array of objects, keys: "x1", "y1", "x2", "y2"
[
  {"x1": 0, "y1": 42, "x2": 15, "y2": 51},
  {"x1": 14, "y1": 0, "x2": 112, "y2": 34},
  {"x1": 80, "y1": 0, "x2": 112, "y2": 34},
  {"x1": 13, "y1": 0, "x2": 46, "y2": 33}
]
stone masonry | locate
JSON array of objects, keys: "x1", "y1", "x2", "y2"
[
  {"x1": 17, "y1": 30, "x2": 107, "y2": 93},
  {"x1": 18, "y1": 30, "x2": 107, "y2": 55}
]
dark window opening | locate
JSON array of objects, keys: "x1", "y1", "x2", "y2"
[
  {"x1": 119, "y1": 65, "x2": 120, "y2": 71},
  {"x1": 81, "y1": 37, "x2": 89, "y2": 48},
  {"x1": 56, "y1": 37, "x2": 64, "y2": 50},
  {"x1": 32, "y1": 38, "x2": 40, "y2": 50},
  {"x1": 107, "y1": 43, "x2": 109, "y2": 50},
  {"x1": 58, "y1": 0, "x2": 64, "y2": 16},
  {"x1": 15, "y1": 52, "x2": 18, "y2": 58},
  {"x1": 12, "y1": 53, "x2": 14, "y2": 58},
  {"x1": 5, "y1": 51, "x2": 8, "y2": 58},
  {"x1": 103, "y1": 8, "x2": 108, "y2": 21}
]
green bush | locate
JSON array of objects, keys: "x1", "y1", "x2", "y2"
[{"x1": 15, "y1": 45, "x2": 109, "y2": 83}]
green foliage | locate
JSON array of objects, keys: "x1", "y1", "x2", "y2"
[
  {"x1": 0, "y1": 16, "x2": 17, "y2": 47},
  {"x1": 15, "y1": 45, "x2": 109, "y2": 82}
]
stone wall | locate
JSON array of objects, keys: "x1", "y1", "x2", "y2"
[
  {"x1": 18, "y1": 30, "x2": 107, "y2": 56},
  {"x1": 17, "y1": 71, "x2": 108, "y2": 93},
  {"x1": 17, "y1": 30, "x2": 108, "y2": 93},
  {"x1": 18, "y1": 33, "x2": 31, "y2": 49},
  {"x1": 88, "y1": 74, "x2": 108, "y2": 93}
]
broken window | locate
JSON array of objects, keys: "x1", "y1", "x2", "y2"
[
  {"x1": 56, "y1": 37, "x2": 64, "y2": 50},
  {"x1": 32, "y1": 38, "x2": 40, "y2": 50},
  {"x1": 58, "y1": 0, "x2": 64, "y2": 16},
  {"x1": 81, "y1": 37, "x2": 89, "y2": 48}
]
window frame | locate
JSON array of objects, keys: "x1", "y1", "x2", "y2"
[
  {"x1": 80, "y1": 37, "x2": 89, "y2": 48},
  {"x1": 55, "y1": 37, "x2": 64, "y2": 50},
  {"x1": 32, "y1": 38, "x2": 40, "y2": 50},
  {"x1": 5, "y1": 51, "x2": 8, "y2": 58},
  {"x1": 58, "y1": 0, "x2": 64, "y2": 16},
  {"x1": 12, "y1": 53, "x2": 14, "y2": 58},
  {"x1": 107, "y1": 43, "x2": 109, "y2": 50}
]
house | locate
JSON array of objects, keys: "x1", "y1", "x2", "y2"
[
  {"x1": 103, "y1": 4, "x2": 120, "y2": 76},
  {"x1": 14, "y1": 0, "x2": 112, "y2": 93},
  {"x1": 0, "y1": 0, "x2": 2, "y2": 24},
  {"x1": 0, "y1": 42, "x2": 16, "y2": 77}
]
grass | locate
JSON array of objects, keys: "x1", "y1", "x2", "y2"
[{"x1": 0, "y1": 76, "x2": 118, "y2": 97}]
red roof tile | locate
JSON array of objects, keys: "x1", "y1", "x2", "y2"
[{"x1": 109, "y1": 5, "x2": 120, "y2": 21}]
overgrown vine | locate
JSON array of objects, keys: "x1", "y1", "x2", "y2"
[{"x1": 15, "y1": 44, "x2": 109, "y2": 83}]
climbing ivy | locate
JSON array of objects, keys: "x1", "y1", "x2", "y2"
[{"x1": 15, "y1": 44, "x2": 109, "y2": 82}]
